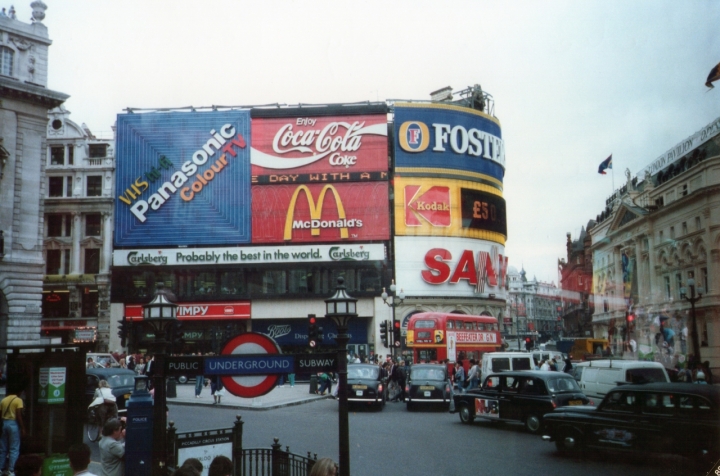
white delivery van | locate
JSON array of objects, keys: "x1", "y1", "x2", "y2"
[
  {"x1": 481, "y1": 352, "x2": 535, "y2": 378},
  {"x1": 573, "y1": 359, "x2": 670, "y2": 401},
  {"x1": 531, "y1": 350, "x2": 565, "y2": 366}
]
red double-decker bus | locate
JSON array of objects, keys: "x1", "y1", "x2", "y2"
[{"x1": 406, "y1": 312, "x2": 503, "y2": 365}]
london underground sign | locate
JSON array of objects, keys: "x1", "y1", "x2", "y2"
[{"x1": 212, "y1": 333, "x2": 288, "y2": 398}]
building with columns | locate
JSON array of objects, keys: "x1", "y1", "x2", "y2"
[
  {"x1": 589, "y1": 116, "x2": 720, "y2": 374},
  {"x1": 0, "y1": 4, "x2": 68, "y2": 349},
  {"x1": 42, "y1": 106, "x2": 114, "y2": 350}
]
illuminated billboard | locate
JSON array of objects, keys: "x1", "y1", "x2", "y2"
[
  {"x1": 252, "y1": 182, "x2": 389, "y2": 243},
  {"x1": 251, "y1": 114, "x2": 388, "y2": 178},
  {"x1": 394, "y1": 177, "x2": 506, "y2": 244},
  {"x1": 394, "y1": 236, "x2": 508, "y2": 299},
  {"x1": 114, "y1": 111, "x2": 251, "y2": 246},
  {"x1": 394, "y1": 103, "x2": 505, "y2": 185}
]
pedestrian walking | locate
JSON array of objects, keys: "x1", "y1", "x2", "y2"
[
  {"x1": 194, "y1": 375, "x2": 204, "y2": 399},
  {"x1": 0, "y1": 383, "x2": 26, "y2": 476},
  {"x1": 99, "y1": 419, "x2": 125, "y2": 476},
  {"x1": 211, "y1": 375, "x2": 224, "y2": 404}
]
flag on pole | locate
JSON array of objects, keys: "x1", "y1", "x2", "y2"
[
  {"x1": 598, "y1": 155, "x2": 612, "y2": 175},
  {"x1": 706, "y1": 61, "x2": 720, "y2": 89}
]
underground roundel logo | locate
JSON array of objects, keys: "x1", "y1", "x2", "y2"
[
  {"x1": 405, "y1": 185, "x2": 451, "y2": 227},
  {"x1": 398, "y1": 121, "x2": 430, "y2": 153},
  {"x1": 220, "y1": 333, "x2": 281, "y2": 398}
]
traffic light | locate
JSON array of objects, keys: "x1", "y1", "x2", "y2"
[
  {"x1": 525, "y1": 337, "x2": 533, "y2": 351},
  {"x1": 118, "y1": 316, "x2": 128, "y2": 348},
  {"x1": 380, "y1": 320, "x2": 389, "y2": 347},
  {"x1": 308, "y1": 314, "x2": 323, "y2": 348},
  {"x1": 392, "y1": 320, "x2": 401, "y2": 347}
]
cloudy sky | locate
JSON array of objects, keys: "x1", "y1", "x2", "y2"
[{"x1": 17, "y1": 0, "x2": 719, "y2": 284}]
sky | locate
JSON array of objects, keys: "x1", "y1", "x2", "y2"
[{"x1": 15, "y1": 0, "x2": 719, "y2": 285}]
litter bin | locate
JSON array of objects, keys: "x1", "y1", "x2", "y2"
[
  {"x1": 309, "y1": 374, "x2": 318, "y2": 394},
  {"x1": 166, "y1": 377, "x2": 177, "y2": 398}
]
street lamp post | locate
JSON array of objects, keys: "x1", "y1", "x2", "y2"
[
  {"x1": 381, "y1": 280, "x2": 405, "y2": 359},
  {"x1": 142, "y1": 284, "x2": 178, "y2": 476},
  {"x1": 324, "y1": 277, "x2": 357, "y2": 476},
  {"x1": 680, "y1": 278, "x2": 704, "y2": 367}
]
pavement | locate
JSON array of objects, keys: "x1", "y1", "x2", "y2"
[{"x1": 166, "y1": 380, "x2": 329, "y2": 410}]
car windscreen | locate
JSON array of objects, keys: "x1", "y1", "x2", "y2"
[
  {"x1": 626, "y1": 368, "x2": 667, "y2": 383},
  {"x1": 106, "y1": 374, "x2": 135, "y2": 388},
  {"x1": 411, "y1": 368, "x2": 445, "y2": 381},
  {"x1": 348, "y1": 366, "x2": 379, "y2": 380},
  {"x1": 547, "y1": 377, "x2": 581, "y2": 393}
]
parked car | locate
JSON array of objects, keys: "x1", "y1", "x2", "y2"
[
  {"x1": 481, "y1": 352, "x2": 535, "y2": 377},
  {"x1": 542, "y1": 383, "x2": 720, "y2": 465},
  {"x1": 86, "y1": 367, "x2": 137, "y2": 414},
  {"x1": 87, "y1": 353, "x2": 120, "y2": 368},
  {"x1": 452, "y1": 371, "x2": 591, "y2": 433},
  {"x1": 346, "y1": 364, "x2": 387, "y2": 409},
  {"x1": 571, "y1": 359, "x2": 669, "y2": 402},
  {"x1": 405, "y1": 364, "x2": 452, "y2": 411}
]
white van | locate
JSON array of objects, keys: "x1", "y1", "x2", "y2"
[
  {"x1": 531, "y1": 350, "x2": 565, "y2": 367},
  {"x1": 573, "y1": 359, "x2": 669, "y2": 401},
  {"x1": 481, "y1": 352, "x2": 535, "y2": 378}
]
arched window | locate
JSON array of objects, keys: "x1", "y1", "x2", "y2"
[{"x1": 0, "y1": 46, "x2": 14, "y2": 77}]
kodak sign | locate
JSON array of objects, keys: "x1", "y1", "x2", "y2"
[{"x1": 251, "y1": 182, "x2": 390, "y2": 243}]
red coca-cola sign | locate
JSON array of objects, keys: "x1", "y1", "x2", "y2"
[{"x1": 251, "y1": 115, "x2": 388, "y2": 175}]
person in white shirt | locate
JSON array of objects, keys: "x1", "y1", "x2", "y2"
[
  {"x1": 89, "y1": 380, "x2": 117, "y2": 424},
  {"x1": 540, "y1": 360, "x2": 551, "y2": 371}
]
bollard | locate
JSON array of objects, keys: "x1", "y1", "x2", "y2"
[
  {"x1": 166, "y1": 377, "x2": 177, "y2": 398},
  {"x1": 309, "y1": 374, "x2": 318, "y2": 394}
]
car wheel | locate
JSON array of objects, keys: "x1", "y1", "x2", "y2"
[
  {"x1": 524, "y1": 413, "x2": 542, "y2": 434},
  {"x1": 178, "y1": 375, "x2": 188, "y2": 384},
  {"x1": 555, "y1": 428, "x2": 583, "y2": 454},
  {"x1": 458, "y1": 404, "x2": 474, "y2": 424}
]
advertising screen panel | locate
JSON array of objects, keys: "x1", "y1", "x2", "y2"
[
  {"x1": 394, "y1": 236, "x2": 508, "y2": 299},
  {"x1": 252, "y1": 182, "x2": 389, "y2": 243},
  {"x1": 251, "y1": 114, "x2": 388, "y2": 177},
  {"x1": 114, "y1": 111, "x2": 251, "y2": 246},
  {"x1": 394, "y1": 103, "x2": 505, "y2": 185},
  {"x1": 394, "y1": 177, "x2": 506, "y2": 244}
]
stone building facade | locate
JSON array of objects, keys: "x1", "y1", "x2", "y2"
[
  {"x1": 0, "y1": 5, "x2": 68, "y2": 348},
  {"x1": 590, "y1": 116, "x2": 720, "y2": 373},
  {"x1": 43, "y1": 106, "x2": 114, "y2": 350}
]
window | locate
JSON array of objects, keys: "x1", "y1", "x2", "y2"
[
  {"x1": 81, "y1": 287, "x2": 99, "y2": 317},
  {"x1": 676, "y1": 273, "x2": 682, "y2": 299},
  {"x1": 50, "y1": 146, "x2": 65, "y2": 165},
  {"x1": 87, "y1": 176, "x2": 102, "y2": 196},
  {"x1": 664, "y1": 276, "x2": 671, "y2": 300},
  {"x1": 659, "y1": 230, "x2": 664, "y2": 242},
  {"x1": 414, "y1": 320, "x2": 436, "y2": 329},
  {"x1": 49, "y1": 177, "x2": 64, "y2": 197},
  {"x1": 700, "y1": 268, "x2": 708, "y2": 292},
  {"x1": 670, "y1": 227, "x2": 675, "y2": 239},
  {"x1": 67, "y1": 145, "x2": 74, "y2": 165},
  {"x1": 46, "y1": 250, "x2": 61, "y2": 275},
  {"x1": 682, "y1": 222, "x2": 687, "y2": 235},
  {"x1": 696, "y1": 216, "x2": 701, "y2": 230},
  {"x1": 85, "y1": 213, "x2": 101, "y2": 237},
  {"x1": 681, "y1": 184, "x2": 688, "y2": 196},
  {"x1": 0, "y1": 46, "x2": 13, "y2": 76},
  {"x1": 89, "y1": 144, "x2": 108, "y2": 158},
  {"x1": 84, "y1": 248, "x2": 100, "y2": 274},
  {"x1": 47, "y1": 214, "x2": 63, "y2": 237},
  {"x1": 64, "y1": 249, "x2": 70, "y2": 274},
  {"x1": 66, "y1": 177, "x2": 73, "y2": 197},
  {"x1": 602, "y1": 391, "x2": 636, "y2": 413}
]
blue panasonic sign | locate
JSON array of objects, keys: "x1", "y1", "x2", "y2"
[{"x1": 114, "y1": 110, "x2": 252, "y2": 246}]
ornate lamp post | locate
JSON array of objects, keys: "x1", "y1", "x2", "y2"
[
  {"x1": 143, "y1": 284, "x2": 178, "y2": 476},
  {"x1": 324, "y1": 277, "x2": 357, "y2": 476},
  {"x1": 680, "y1": 278, "x2": 704, "y2": 367},
  {"x1": 381, "y1": 280, "x2": 405, "y2": 359}
]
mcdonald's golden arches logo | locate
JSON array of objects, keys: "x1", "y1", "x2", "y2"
[{"x1": 283, "y1": 185, "x2": 363, "y2": 241}]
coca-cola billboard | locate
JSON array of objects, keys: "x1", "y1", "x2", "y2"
[{"x1": 251, "y1": 114, "x2": 388, "y2": 176}]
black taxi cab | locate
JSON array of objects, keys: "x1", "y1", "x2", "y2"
[
  {"x1": 451, "y1": 371, "x2": 590, "y2": 433},
  {"x1": 346, "y1": 364, "x2": 387, "y2": 409},
  {"x1": 405, "y1": 364, "x2": 452, "y2": 411},
  {"x1": 542, "y1": 382, "x2": 720, "y2": 464}
]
